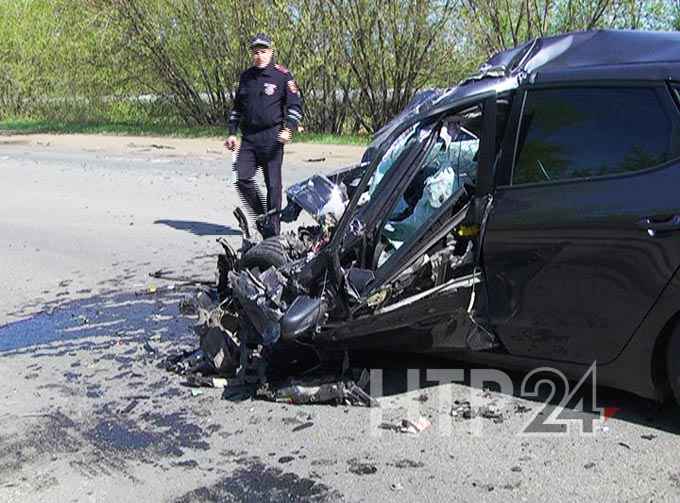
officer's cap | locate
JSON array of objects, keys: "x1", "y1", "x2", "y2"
[{"x1": 250, "y1": 33, "x2": 272, "y2": 49}]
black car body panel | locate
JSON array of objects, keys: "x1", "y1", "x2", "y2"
[
  {"x1": 216, "y1": 30, "x2": 680, "y2": 402},
  {"x1": 484, "y1": 158, "x2": 680, "y2": 363}
]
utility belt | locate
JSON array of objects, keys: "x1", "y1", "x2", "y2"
[
  {"x1": 242, "y1": 123, "x2": 281, "y2": 135},
  {"x1": 242, "y1": 124, "x2": 283, "y2": 146}
]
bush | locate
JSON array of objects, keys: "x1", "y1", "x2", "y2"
[{"x1": 3, "y1": 0, "x2": 677, "y2": 134}]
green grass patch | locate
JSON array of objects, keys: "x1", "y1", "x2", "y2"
[
  {"x1": 294, "y1": 131, "x2": 369, "y2": 145},
  {"x1": 0, "y1": 118, "x2": 370, "y2": 145}
]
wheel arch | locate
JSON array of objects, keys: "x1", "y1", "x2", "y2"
[{"x1": 651, "y1": 309, "x2": 680, "y2": 401}]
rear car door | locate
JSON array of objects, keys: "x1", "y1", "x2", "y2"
[{"x1": 482, "y1": 83, "x2": 680, "y2": 364}]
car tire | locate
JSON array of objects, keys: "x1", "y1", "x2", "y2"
[
  {"x1": 240, "y1": 236, "x2": 294, "y2": 271},
  {"x1": 666, "y1": 324, "x2": 680, "y2": 404}
]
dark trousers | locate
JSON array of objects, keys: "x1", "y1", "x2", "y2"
[{"x1": 235, "y1": 128, "x2": 283, "y2": 237}]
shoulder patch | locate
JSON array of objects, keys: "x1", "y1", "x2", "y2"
[{"x1": 274, "y1": 63, "x2": 289, "y2": 75}]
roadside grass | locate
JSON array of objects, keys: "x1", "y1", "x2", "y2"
[{"x1": 0, "y1": 119, "x2": 370, "y2": 145}]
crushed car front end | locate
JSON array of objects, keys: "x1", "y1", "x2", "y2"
[{"x1": 199, "y1": 68, "x2": 527, "y2": 381}]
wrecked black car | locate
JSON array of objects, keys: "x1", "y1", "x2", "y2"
[{"x1": 192, "y1": 30, "x2": 680, "y2": 405}]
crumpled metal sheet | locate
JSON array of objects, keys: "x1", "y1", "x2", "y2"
[
  {"x1": 257, "y1": 371, "x2": 378, "y2": 407},
  {"x1": 229, "y1": 269, "x2": 286, "y2": 346},
  {"x1": 465, "y1": 323, "x2": 498, "y2": 351},
  {"x1": 286, "y1": 174, "x2": 348, "y2": 223},
  {"x1": 259, "y1": 266, "x2": 286, "y2": 305}
]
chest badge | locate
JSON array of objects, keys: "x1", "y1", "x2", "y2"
[{"x1": 263, "y1": 83, "x2": 277, "y2": 96}]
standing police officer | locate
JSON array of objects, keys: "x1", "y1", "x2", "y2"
[{"x1": 225, "y1": 33, "x2": 303, "y2": 238}]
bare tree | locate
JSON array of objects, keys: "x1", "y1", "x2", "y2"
[{"x1": 326, "y1": 0, "x2": 459, "y2": 133}]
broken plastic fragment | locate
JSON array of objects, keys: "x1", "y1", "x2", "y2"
[
  {"x1": 457, "y1": 224, "x2": 480, "y2": 237},
  {"x1": 212, "y1": 378, "x2": 228, "y2": 388},
  {"x1": 366, "y1": 289, "x2": 388, "y2": 308},
  {"x1": 286, "y1": 174, "x2": 348, "y2": 223},
  {"x1": 400, "y1": 417, "x2": 432, "y2": 434}
]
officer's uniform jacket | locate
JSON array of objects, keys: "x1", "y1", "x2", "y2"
[{"x1": 228, "y1": 62, "x2": 303, "y2": 137}]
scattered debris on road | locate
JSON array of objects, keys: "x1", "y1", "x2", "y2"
[
  {"x1": 379, "y1": 417, "x2": 432, "y2": 434},
  {"x1": 400, "y1": 417, "x2": 432, "y2": 434},
  {"x1": 348, "y1": 458, "x2": 378, "y2": 475}
]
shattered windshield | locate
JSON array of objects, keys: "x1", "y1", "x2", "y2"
[
  {"x1": 377, "y1": 114, "x2": 480, "y2": 266},
  {"x1": 357, "y1": 122, "x2": 436, "y2": 208}
]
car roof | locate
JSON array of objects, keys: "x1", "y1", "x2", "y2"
[
  {"x1": 486, "y1": 30, "x2": 680, "y2": 83},
  {"x1": 523, "y1": 30, "x2": 680, "y2": 70},
  {"x1": 366, "y1": 30, "x2": 680, "y2": 159},
  {"x1": 430, "y1": 30, "x2": 680, "y2": 111}
]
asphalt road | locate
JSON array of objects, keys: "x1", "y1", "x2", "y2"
[{"x1": 2, "y1": 134, "x2": 680, "y2": 503}]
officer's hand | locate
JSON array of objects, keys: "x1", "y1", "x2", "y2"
[
  {"x1": 278, "y1": 128, "x2": 292, "y2": 144},
  {"x1": 224, "y1": 136, "x2": 239, "y2": 151}
]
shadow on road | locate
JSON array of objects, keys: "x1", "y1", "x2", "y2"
[{"x1": 154, "y1": 219, "x2": 241, "y2": 237}]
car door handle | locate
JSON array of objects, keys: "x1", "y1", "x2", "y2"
[{"x1": 638, "y1": 215, "x2": 680, "y2": 236}]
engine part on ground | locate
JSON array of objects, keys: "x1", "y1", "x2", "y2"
[
  {"x1": 198, "y1": 326, "x2": 240, "y2": 376},
  {"x1": 162, "y1": 349, "x2": 215, "y2": 376},
  {"x1": 183, "y1": 374, "x2": 230, "y2": 388},
  {"x1": 257, "y1": 378, "x2": 378, "y2": 407}
]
